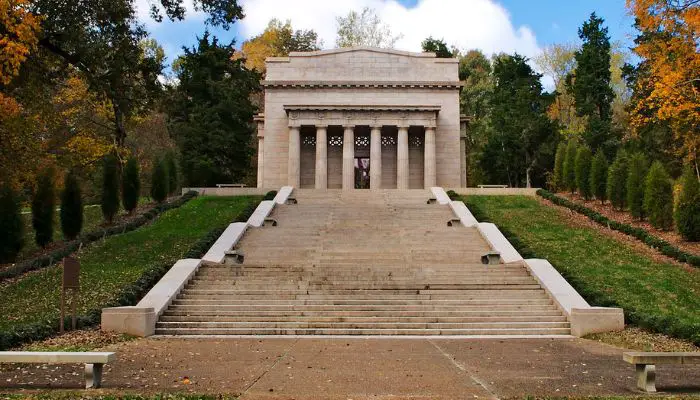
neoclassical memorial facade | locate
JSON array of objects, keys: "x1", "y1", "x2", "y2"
[{"x1": 255, "y1": 47, "x2": 467, "y2": 189}]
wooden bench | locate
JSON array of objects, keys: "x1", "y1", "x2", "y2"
[
  {"x1": 0, "y1": 351, "x2": 115, "y2": 389},
  {"x1": 623, "y1": 351, "x2": 700, "y2": 392},
  {"x1": 216, "y1": 183, "x2": 246, "y2": 188},
  {"x1": 477, "y1": 184, "x2": 508, "y2": 189}
]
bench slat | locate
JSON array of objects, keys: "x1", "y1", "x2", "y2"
[
  {"x1": 0, "y1": 351, "x2": 115, "y2": 364},
  {"x1": 623, "y1": 351, "x2": 700, "y2": 365}
]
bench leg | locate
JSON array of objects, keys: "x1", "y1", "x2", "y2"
[
  {"x1": 85, "y1": 363, "x2": 103, "y2": 389},
  {"x1": 635, "y1": 364, "x2": 656, "y2": 392}
]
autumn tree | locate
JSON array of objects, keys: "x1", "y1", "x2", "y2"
[
  {"x1": 626, "y1": 0, "x2": 699, "y2": 177},
  {"x1": 336, "y1": 7, "x2": 402, "y2": 48},
  {"x1": 0, "y1": 0, "x2": 41, "y2": 86},
  {"x1": 566, "y1": 13, "x2": 616, "y2": 155},
  {"x1": 237, "y1": 19, "x2": 321, "y2": 74},
  {"x1": 421, "y1": 37, "x2": 453, "y2": 58}
]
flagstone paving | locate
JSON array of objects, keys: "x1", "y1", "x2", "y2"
[{"x1": 1, "y1": 337, "x2": 699, "y2": 398}]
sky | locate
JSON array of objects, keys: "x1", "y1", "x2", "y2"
[{"x1": 137, "y1": 0, "x2": 637, "y2": 85}]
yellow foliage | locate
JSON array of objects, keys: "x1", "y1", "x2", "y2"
[
  {"x1": 627, "y1": 0, "x2": 700, "y2": 164},
  {"x1": 0, "y1": 0, "x2": 42, "y2": 85}
]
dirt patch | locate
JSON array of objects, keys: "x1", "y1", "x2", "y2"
[{"x1": 558, "y1": 192, "x2": 700, "y2": 257}]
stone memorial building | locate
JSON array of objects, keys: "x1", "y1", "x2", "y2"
[{"x1": 255, "y1": 47, "x2": 467, "y2": 189}]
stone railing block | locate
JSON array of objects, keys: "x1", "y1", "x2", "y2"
[
  {"x1": 134, "y1": 258, "x2": 201, "y2": 316},
  {"x1": 448, "y1": 201, "x2": 478, "y2": 227},
  {"x1": 524, "y1": 259, "x2": 590, "y2": 313},
  {"x1": 476, "y1": 223, "x2": 523, "y2": 263},
  {"x1": 430, "y1": 187, "x2": 450, "y2": 205},
  {"x1": 101, "y1": 307, "x2": 156, "y2": 337},
  {"x1": 202, "y1": 222, "x2": 248, "y2": 263},
  {"x1": 570, "y1": 307, "x2": 625, "y2": 337},
  {"x1": 273, "y1": 186, "x2": 294, "y2": 205},
  {"x1": 248, "y1": 200, "x2": 275, "y2": 227}
]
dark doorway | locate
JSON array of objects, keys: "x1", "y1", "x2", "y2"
[{"x1": 354, "y1": 157, "x2": 370, "y2": 189}]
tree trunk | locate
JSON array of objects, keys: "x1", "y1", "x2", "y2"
[
  {"x1": 113, "y1": 102, "x2": 127, "y2": 149},
  {"x1": 526, "y1": 166, "x2": 532, "y2": 188}
]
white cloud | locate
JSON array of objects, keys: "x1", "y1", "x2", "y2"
[{"x1": 238, "y1": 0, "x2": 542, "y2": 59}]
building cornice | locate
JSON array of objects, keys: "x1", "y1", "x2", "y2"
[
  {"x1": 262, "y1": 80, "x2": 462, "y2": 90},
  {"x1": 283, "y1": 104, "x2": 441, "y2": 112}
]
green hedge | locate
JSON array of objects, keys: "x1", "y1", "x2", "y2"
[
  {"x1": 0, "y1": 191, "x2": 199, "y2": 283},
  {"x1": 537, "y1": 189, "x2": 700, "y2": 268},
  {"x1": 0, "y1": 195, "x2": 261, "y2": 350}
]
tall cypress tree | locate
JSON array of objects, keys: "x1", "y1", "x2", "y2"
[
  {"x1": 607, "y1": 150, "x2": 628, "y2": 210},
  {"x1": 675, "y1": 166, "x2": 700, "y2": 241},
  {"x1": 566, "y1": 13, "x2": 615, "y2": 154},
  {"x1": 644, "y1": 161, "x2": 674, "y2": 230},
  {"x1": 101, "y1": 155, "x2": 120, "y2": 223},
  {"x1": 553, "y1": 141, "x2": 567, "y2": 192},
  {"x1": 574, "y1": 146, "x2": 593, "y2": 200},
  {"x1": 0, "y1": 185, "x2": 23, "y2": 263},
  {"x1": 589, "y1": 150, "x2": 608, "y2": 203},
  {"x1": 60, "y1": 170, "x2": 83, "y2": 240},
  {"x1": 164, "y1": 150, "x2": 178, "y2": 195},
  {"x1": 122, "y1": 158, "x2": 140, "y2": 213},
  {"x1": 562, "y1": 140, "x2": 578, "y2": 193},
  {"x1": 32, "y1": 168, "x2": 55, "y2": 248},
  {"x1": 151, "y1": 157, "x2": 168, "y2": 203},
  {"x1": 627, "y1": 153, "x2": 648, "y2": 220}
]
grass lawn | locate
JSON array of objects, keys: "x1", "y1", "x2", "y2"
[
  {"x1": 0, "y1": 195, "x2": 259, "y2": 331},
  {"x1": 462, "y1": 195, "x2": 700, "y2": 343}
]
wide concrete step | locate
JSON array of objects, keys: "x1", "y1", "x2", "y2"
[
  {"x1": 162, "y1": 309, "x2": 565, "y2": 317},
  {"x1": 156, "y1": 321, "x2": 570, "y2": 329},
  {"x1": 159, "y1": 315, "x2": 568, "y2": 323},
  {"x1": 177, "y1": 292, "x2": 550, "y2": 300},
  {"x1": 167, "y1": 304, "x2": 558, "y2": 311},
  {"x1": 155, "y1": 327, "x2": 572, "y2": 336},
  {"x1": 179, "y1": 285, "x2": 544, "y2": 292}
]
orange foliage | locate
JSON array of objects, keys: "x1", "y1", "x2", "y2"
[
  {"x1": 0, "y1": 0, "x2": 41, "y2": 85},
  {"x1": 626, "y1": 0, "x2": 700, "y2": 164}
]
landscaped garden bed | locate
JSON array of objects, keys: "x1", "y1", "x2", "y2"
[
  {"x1": 0, "y1": 195, "x2": 262, "y2": 350},
  {"x1": 461, "y1": 195, "x2": 700, "y2": 346}
]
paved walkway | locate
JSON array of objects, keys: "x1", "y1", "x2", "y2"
[{"x1": 1, "y1": 337, "x2": 699, "y2": 398}]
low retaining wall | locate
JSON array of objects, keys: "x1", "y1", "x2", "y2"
[
  {"x1": 182, "y1": 187, "x2": 272, "y2": 196},
  {"x1": 447, "y1": 187, "x2": 539, "y2": 196},
  {"x1": 525, "y1": 259, "x2": 624, "y2": 337},
  {"x1": 102, "y1": 187, "x2": 294, "y2": 337}
]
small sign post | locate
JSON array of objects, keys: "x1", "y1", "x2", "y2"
[{"x1": 60, "y1": 256, "x2": 80, "y2": 333}]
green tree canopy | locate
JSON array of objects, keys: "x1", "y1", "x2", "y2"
[
  {"x1": 675, "y1": 166, "x2": 700, "y2": 241},
  {"x1": 60, "y1": 169, "x2": 83, "y2": 240},
  {"x1": 167, "y1": 32, "x2": 260, "y2": 187},
  {"x1": 575, "y1": 146, "x2": 593, "y2": 199},
  {"x1": 31, "y1": 168, "x2": 55, "y2": 248},
  {"x1": 643, "y1": 161, "x2": 673, "y2": 230},
  {"x1": 589, "y1": 150, "x2": 608, "y2": 203},
  {"x1": 421, "y1": 37, "x2": 453, "y2": 58},
  {"x1": 481, "y1": 54, "x2": 556, "y2": 187}
]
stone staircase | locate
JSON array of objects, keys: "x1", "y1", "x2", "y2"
[{"x1": 156, "y1": 190, "x2": 570, "y2": 336}]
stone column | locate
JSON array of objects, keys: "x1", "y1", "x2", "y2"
[
  {"x1": 287, "y1": 126, "x2": 300, "y2": 188},
  {"x1": 342, "y1": 125, "x2": 355, "y2": 190},
  {"x1": 397, "y1": 126, "x2": 409, "y2": 189},
  {"x1": 315, "y1": 125, "x2": 328, "y2": 189},
  {"x1": 257, "y1": 136, "x2": 264, "y2": 188},
  {"x1": 424, "y1": 126, "x2": 436, "y2": 188},
  {"x1": 370, "y1": 125, "x2": 382, "y2": 189}
]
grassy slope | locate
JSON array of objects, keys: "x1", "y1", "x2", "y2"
[
  {"x1": 463, "y1": 195, "x2": 700, "y2": 341},
  {"x1": 0, "y1": 196, "x2": 258, "y2": 330}
]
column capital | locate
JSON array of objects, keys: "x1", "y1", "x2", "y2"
[
  {"x1": 397, "y1": 124, "x2": 409, "y2": 131},
  {"x1": 342, "y1": 124, "x2": 355, "y2": 129},
  {"x1": 370, "y1": 124, "x2": 383, "y2": 130},
  {"x1": 315, "y1": 123, "x2": 329, "y2": 129}
]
